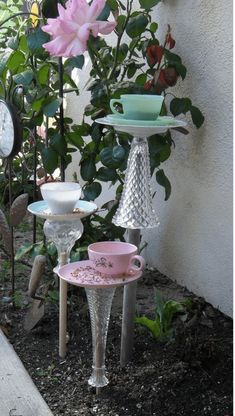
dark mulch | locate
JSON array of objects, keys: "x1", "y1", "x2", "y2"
[{"x1": 0, "y1": 265, "x2": 233, "y2": 416}]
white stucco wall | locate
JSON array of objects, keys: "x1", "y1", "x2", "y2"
[
  {"x1": 66, "y1": 0, "x2": 233, "y2": 316},
  {"x1": 142, "y1": 0, "x2": 233, "y2": 316}
]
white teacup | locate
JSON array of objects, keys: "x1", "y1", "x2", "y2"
[{"x1": 40, "y1": 182, "x2": 81, "y2": 214}]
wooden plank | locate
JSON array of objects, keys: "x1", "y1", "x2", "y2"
[{"x1": 0, "y1": 330, "x2": 53, "y2": 416}]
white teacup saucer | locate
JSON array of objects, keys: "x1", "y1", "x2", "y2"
[
  {"x1": 27, "y1": 200, "x2": 97, "y2": 221},
  {"x1": 107, "y1": 113, "x2": 178, "y2": 126},
  {"x1": 58, "y1": 260, "x2": 143, "y2": 288}
]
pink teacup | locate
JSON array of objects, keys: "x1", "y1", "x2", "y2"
[{"x1": 88, "y1": 241, "x2": 145, "y2": 276}]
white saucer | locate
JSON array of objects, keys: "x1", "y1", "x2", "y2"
[
  {"x1": 58, "y1": 260, "x2": 143, "y2": 288},
  {"x1": 107, "y1": 114, "x2": 178, "y2": 126},
  {"x1": 27, "y1": 200, "x2": 97, "y2": 221},
  {"x1": 96, "y1": 116, "x2": 187, "y2": 138}
]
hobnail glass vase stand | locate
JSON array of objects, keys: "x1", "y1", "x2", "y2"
[{"x1": 96, "y1": 118, "x2": 187, "y2": 366}]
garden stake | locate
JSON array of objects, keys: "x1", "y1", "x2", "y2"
[
  {"x1": 58, "y1": 57, "x2": 65, "y2": 182},
  {"x1": 8, "y1": 159, "x2": 15, "y2": 300},
  {"x1": 33, "y1": 127, "x2": 37, "y2": 243},
  {"x1": 59, "y1": 252, "x2": 68, "y2": 358},
  {"x1": 120, "y1": 228, "x2": 140, "y2": 366}
]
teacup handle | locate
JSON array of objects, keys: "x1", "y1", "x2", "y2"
[
  {"x1": 128, "y1": 255, "x2": 145, "y2": 275},
  {"x1": 110, "y1": 98, "x2": 123, "y2": 114}
]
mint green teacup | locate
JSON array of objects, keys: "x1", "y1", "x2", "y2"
[{"x1": 110, "y1": 94, "x2": 164, "y2": 121}]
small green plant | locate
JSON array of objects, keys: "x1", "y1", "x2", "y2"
[
  {"x1": 0, "y1": 259, "x2": 11, "y2": 282},
  {"x1": 11, "y1": 289, "x2": 23, "y2": 308},
  {"x1": 135, "y1": 290, "x2": 185, "y2": 340}
]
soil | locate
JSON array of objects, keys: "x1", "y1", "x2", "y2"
[{"x1": 0, "y1": 253, "x2": 233, "y2": 416}]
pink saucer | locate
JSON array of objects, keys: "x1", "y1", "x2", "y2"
[{"x1": 58, "y1": 260, "x2": 143, "y2": 288}]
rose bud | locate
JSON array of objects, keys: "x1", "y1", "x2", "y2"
[
  {"x1": 155, "y1": 70, "x2": 169, "y2": 94},
  {"x1": 166, "y1": 33, "x2": 176, "y2": 49},
  {"x1": 146, "y1": 45, "x2": 164, "y2": 66},
  {"x1": 144, "y1": 79, "x2": 153, "y2": 91},
  {"x1": 162, "y1": 67, "x2": 178, "y2": 86}
]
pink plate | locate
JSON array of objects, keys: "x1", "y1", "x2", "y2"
[{"x1": 58, "y1": 260, "x2": 143, "y2": 288}]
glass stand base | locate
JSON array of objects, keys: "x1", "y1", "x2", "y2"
[
  {"x1": 113, "y1": 137, "x2": 159, "y2": 229},
  {"x1": 86, "y1": 287, "x2": 115, "y2": 388}
]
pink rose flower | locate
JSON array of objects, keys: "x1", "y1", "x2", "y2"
[{"x1": 42, "y1": 0, "x2": 116, "y2": 57}]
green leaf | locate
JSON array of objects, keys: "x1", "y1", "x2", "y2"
[
  {"x1": 113, "y1": 145, "x2": 126, "y2": 162},
  {"x1": 164, "y1": 50, "x2": 187, "y2": 80},
  {"x1": 97, "y1": 3, "x2": 111, "y2": 20},
  {"x1": 116, "y1": 15, "x2": 126, "y2": 34},
  {"x1": 41, "y1": 147, "x2": 58, "y2": 174},
  {"x1": 38, "y1": 64, "x2": 50, "y2": 85},
  {"x1": 83, "y1": 182, "x2": 102, "y2": 201},
  {"x1": 0, "y1": 51, "x2": 11, "y2": 76},
  {"x1": 50, "y1": 133, "x2": 67, "y2": 156},
  {"x1": 116, "y1": 43, "x2": 128, "y2": 62},
  {"x1": 174, "y1": 63, "x2": 187, "y2": 80},
  {"x1": 100, "y1": 147, "x2": 115, "y2": 168},
  {"x1": 67, "y1": 132, "x2": 84, "y2": 149},
  {"x1": 148, "y1": 135, "x2": 171, "y2": 172},
  {"x1": 27, "y1": 28, "x2": 50, "y2": 54},
  {"x1": 155, "y1": 290, "x2": 165, "y2": 322},
  {"x1": 80, "y1": 158, "x2": 97, "y2": 181},
  {"x1": 62, "y1": 73, "x2": 78, "y2": 91},
  {"x1": 43, "y1": 98, "x2": 62, "y2": 117},
  {"x1": 7, "y1": 51, "x2": 25, "y2": 72},
  {"x1": 164, "y1": 50, "x2": 182, "y2": 64},
  {"x1": 15, "y1": 242, "x2": 34, "y2": 261},
  {"x1": 13, "y1": 70, "x2": 34, "y2": 85},
  {"x1": 135, "y1": 73, "x2": 147, "y2": 85},
  {"x1": 100, "y1": 145, "x2": 126, "y2": 168},
  {"x1": 163, "y1": 300, "x2": 184, "y2": 329},
  {"x1": 126, "y1": 14, "x2": 148, "y2": 38},
  {"x1": 96, "y1": 167, "x2": 117, "y2": 182},
  {"x1": 31, "y1": 97, "x2": 45, "y2": 112},
  {"x1": 91, "y1": 123, "x2": 102, "y2": 143},
  {"x1": 127, "y1": 63, "x2": 138, "y2": 79},
  {"x1": 190, "y1": 105, "x2": 204, "y2": 128},
  {"x1": 19, "y1": 35, "x2": 28, "y2": 53},
  {"x1": 156, "y1": 169, "x2": 171, "y2": 201},
  {"x1": 46, "y1": 241, "x2": 57, "y2": 257},
  {"x1": 7, "y1": 36, "x2": 19, "y2": 50},
  {"x1": 72, "y1": 123, "x2": 90, "y2": 136},
  {"x1": 47, "y1": 290, "x2": 59, "y2": 302},
  {"x1": 64, "y1": 55, "x2": 85, "y2": 70},
  {"x1": 149, "y1": 22, "x2": 158, "y2": 33},
  {"x1": 170, "y1": 97, "x2": 191, "y2": 116},
  {"x1": 107, "y1": 0, "x2": 119, "y2": 10},
  {"x1": 139, "y1": 0, "x2": 160, "y2": 10},
  {"x1": 135, "y1": 316, "x2": 161, "y2": 338}
]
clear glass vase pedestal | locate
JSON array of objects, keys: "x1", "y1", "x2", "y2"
[
  {"x1": 86, "y1": 287, "x2": 115, "y2": 389},
  {"x1": 57, "y1": 260, "x2": 143, "y2": 390}
]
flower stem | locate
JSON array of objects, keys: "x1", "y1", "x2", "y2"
[
  {"x1": 0, "y1": 12, "x2": 40, "y2": 28},
  {"x1": 108, "y1": 0, "x2": 134, "y2": 81}
]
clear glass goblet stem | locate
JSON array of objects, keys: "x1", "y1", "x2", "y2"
[{"x1": 86, "y1": 287, "x2": 116, "y2": 388}]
